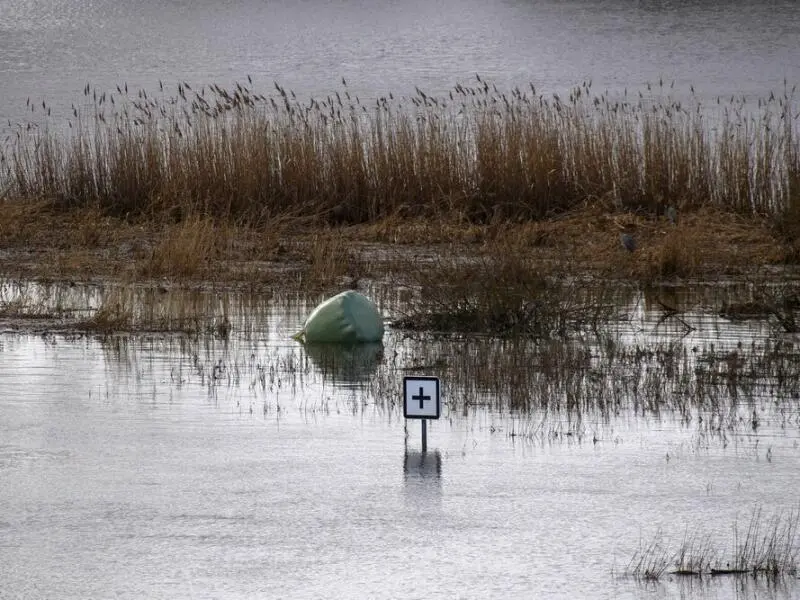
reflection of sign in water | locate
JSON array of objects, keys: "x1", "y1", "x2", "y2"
[
  {"x1": 403, "y1": 450, "x2": 443, "y2": 510},
  {"x1": 403, "y1": 376, "x2": 440, "y2": 419},
  {"x1": 403, "y1": 450, "x2": 442, "y2": 479}
]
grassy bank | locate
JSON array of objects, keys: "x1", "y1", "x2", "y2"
[{"x1": 1, "y1": 77, "x2": 799, "y2": 285}]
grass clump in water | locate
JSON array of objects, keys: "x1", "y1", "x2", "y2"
[
  {"x1": 391, "y1": 236, "x2": 611, "y2": 337},
  {"x1": 626, "y1": 508, "x2": 800, "y2": 580},
  {"x1": 138, "y1": 216, "x2": 228, "y2": 279}
]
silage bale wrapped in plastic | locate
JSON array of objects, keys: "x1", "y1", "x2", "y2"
[{"x1": 294, "y1": 290, "x2": 384, "y2": 343}]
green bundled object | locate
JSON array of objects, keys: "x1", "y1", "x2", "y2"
[{"x1": 293, "y1": 291, "x2": 385, "y2": 343}]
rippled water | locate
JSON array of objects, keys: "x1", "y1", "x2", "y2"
[
  {"x1": 1, "y1": 0, "x2": 799, "y2": 127},
  {"x1": 2, "y1": 0, "x2": 800, "y2": 592},
  {"x1": 1, "y1": 284, "x2": 799, "y2": 599}
]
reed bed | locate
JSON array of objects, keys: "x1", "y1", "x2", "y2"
[{"x1": 2, "y1": 77, "x2": 798, "y2": 227}]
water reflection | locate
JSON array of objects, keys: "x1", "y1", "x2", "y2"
[
  {"x1": 402, "y1": 450, "x2": 442, "y2": 511},
  {"x1": 403, "y1": 450, "x2": 442, "y2": 481},
  {"x1": 302, "y1": 342, "x2": 384, "y2": 386},
  {"x1": 3, "y1": 277, "x2": 800, "y2": 599},
  {"x1": 666, "y1": 571, "x2": 799, "y2": 600}
]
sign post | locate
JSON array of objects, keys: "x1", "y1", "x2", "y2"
[{"x1": 403, "y1": 376, "x2": 440, "y2": 451}]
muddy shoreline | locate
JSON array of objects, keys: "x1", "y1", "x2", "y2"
[{"x1": 0, "y1": 204, "x2": 795, "y2": 284}]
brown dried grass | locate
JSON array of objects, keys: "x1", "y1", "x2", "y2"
[
  {"x1": 139, "y1": 217, "x2": 227, "y2": 279},
  {"x1": 1, "y1": 76, "x2": 796, "y2": 289},
  {"x1": 2, "y1": 78, "x2": 798, "y2": 227},
  {"x1": 0, "y1": 200, "x2": 790, "y2": 287}
]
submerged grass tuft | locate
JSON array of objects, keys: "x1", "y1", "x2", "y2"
[
  {"x1": 626, "y1": 508, "x2": 800, "y2": 580},
  {"x1": 390, "y1": 236, "x2": 607, "y2": 337}
]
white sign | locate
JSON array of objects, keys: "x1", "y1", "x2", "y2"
[{"x1": 403, "y1": 376, "x2": 440, "y2": 419}]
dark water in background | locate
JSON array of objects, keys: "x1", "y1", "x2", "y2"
[{"x1": 1, "y1": 0, "x2": 799, "y2": 127}]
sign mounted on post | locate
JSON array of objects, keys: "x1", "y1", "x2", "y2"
[{"x1": 403, "y1": 376, "x2": 441, "y2": 419}]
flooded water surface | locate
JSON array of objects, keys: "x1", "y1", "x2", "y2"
[
  {"x1": 1, "y1": 0, "x2": 799, "y2": 127},
  {"x1": 1, "y1": 283, "x2": 799, "y2": 599}
]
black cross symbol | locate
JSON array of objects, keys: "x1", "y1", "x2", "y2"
[{"x1": 412, "y1": 386, "x2": 430, "y2": 410}]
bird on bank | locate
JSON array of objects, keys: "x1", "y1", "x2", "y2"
[
  {"x1": 665, "y1": 205, "x2": 678, "y2": 225},
  {"x1": 620, "y1": 232, "x2": 636, "y2": 253}
]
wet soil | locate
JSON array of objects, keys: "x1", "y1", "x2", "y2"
[{"x1": 0, "y1": 203, "x2": 794, "y2": 287}]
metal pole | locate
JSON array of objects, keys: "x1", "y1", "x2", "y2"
[{"x1": 421, "y1": 419, "x2": 427, "y2": 452}]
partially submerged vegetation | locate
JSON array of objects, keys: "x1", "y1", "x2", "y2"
[
  {"x1": 0, "y1": 280, "x2": 235, "y2": 336},
  {"x1": 411, "y1": 327, "x2": 800, "y2": 440},
  {"x1": 627, "y1": 507, "x2": 799, "y2": 579},
  {"x1": 390, "y1": 235, "x2": 619, "y2": 337}
]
